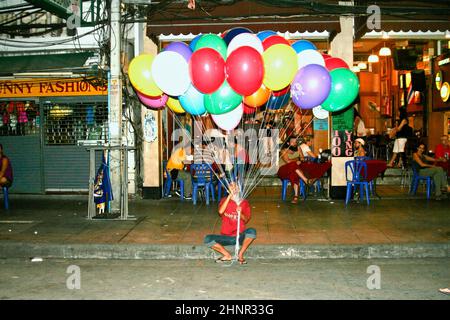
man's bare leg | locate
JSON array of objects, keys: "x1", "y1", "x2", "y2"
[
  {"x1": 211, "y1": 243, "x2": 232, "y2": 260},
  {"x1": 238, "y1": 237, "x2": 255, "y2": 262}
]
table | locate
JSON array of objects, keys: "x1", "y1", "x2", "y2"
[
  {"x1": 299, "y1": 161, "x2": 332, "y2": 180},
  {"x1": 364, "y1": 160, "x2": 387, "y2": 182},
  {"x1": 364, "y1": 159, "x2": 387, "y2": 199}
]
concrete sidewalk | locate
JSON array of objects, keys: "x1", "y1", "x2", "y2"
[{"x1": 0, "y1": 186, "x2": 449, "y2": 260}]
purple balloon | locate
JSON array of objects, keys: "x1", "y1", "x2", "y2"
[
  {"x1": 164, "y1": 42, "x2": 192, "y2": 62},
  {"x1": 290, "y1": 64, "x2": 331, "y2": 109},
  {"x1": 137, "y1": 91, "x2": 168, "y2": 109}
]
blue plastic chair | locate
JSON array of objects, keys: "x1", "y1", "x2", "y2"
[
  {"x1": 191, "y1": 163, "x2": 215, "y2": 205},
  {"x1": 217, "y1": 178, "x2": 230, "y2": 199},
  {"x1": 281, "y1": 179, "x2": 306, "y2": 201},
  {"x1": 410, "y1": 163, "x2": 433, "y2": 199},
  {"x1": 2, "y1": 187, "x2": 9, "y2": 210},
  {"x1": 345, "y1": 160, "x2": 370, "y2": 205},
  {"x1": 354, "y1": 156, "x2": 374, "y2": 195},
  {"x1": 163, "y1": 161, "x2": 184, "y2": 200}
]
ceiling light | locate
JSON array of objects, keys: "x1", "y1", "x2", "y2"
[
  {"x1": 445, "y1": 31, "x2": 450, "y2": 39},
  {"x1": 379, "y1": 46, "x2": 391, "y2": 56},
  {"x1": 357, "y1": 62, "x2": 367, "y2": 69},
  {"x1": 350, "y1": 66, "x2": 360, "y2": 73},
  {"x1": 368, "y1": 54, "x2": 379, "y2": 63},
  {"x1": 382, "y1": 31, "x2": 389, "y2": 39}
]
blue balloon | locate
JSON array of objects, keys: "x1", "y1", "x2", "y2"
[
  {"x1": 256, "y1": 30, "x2": 277, "y2": 42},
  {"x1": 267, "y1": 92, "x2": 291, "y2": 110},
  {"x1": 291, "y1": 40, "x2": 317, "y2": 54},
  {"x1": 179, "y1": 84, "x2": 207, "y2": 116},
  {"x1": 189, "y1": 34, "x2": 203, "y2": 51},
  {"x1": 222, "y1": 27, "x2": 253, "y2": 45}
]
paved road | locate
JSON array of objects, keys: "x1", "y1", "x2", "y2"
[{"x1": 0, "y1": 258, "x2": 449, "y2": 300}]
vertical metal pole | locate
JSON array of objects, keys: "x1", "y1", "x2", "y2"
[
  {"x1": 88, "y1": 148, "x2": 96, "y2": 219},
  {"x1": 109, "y1": 0, "x2": 122, "y2": 213},
  {"x1": 124, "y1": 147, "x2": 129, "y2": 220}
]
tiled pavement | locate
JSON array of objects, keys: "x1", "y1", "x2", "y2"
[{"x1": 0, "y1": 186, "x2": 449, "y2": 246}]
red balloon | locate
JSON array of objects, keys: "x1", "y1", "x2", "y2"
[
  {"x1": 262, "y1": 35, "x2": 290, "y2": 51},
  {"x1": 273, "y1": 85, "x2": 290, "y2": 97},
  {"x1": 243, "y1": 103, "x2": 256, "y2": 114},
  {"x1": 225, "y1": 46, "x2": 264, "y2": 96},
  {"x1": 321, "y1": 53, "x2": 331, "y2": 59},
  {"x1": 324, "y1": 57, "x2": 349, "y2": 71},
  {"x1": 189, "y1": 48, "x2": 226, "y2": 94}
]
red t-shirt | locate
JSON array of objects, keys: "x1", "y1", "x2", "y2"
[
  {"x1": 435, "y1": 144, "x2": 450, "y2": 159},
  {"x1": 219, "y1": 198, "x2": 251, "y2": 236}
]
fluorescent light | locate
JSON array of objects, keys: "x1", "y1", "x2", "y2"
[
  {"x1": 379, "y1": 47, "x2": 391, "y2": 56},
  {"x1": 382, "y1": 31, "x2": 389, "y2": 39},
  {"x1": 445, "y1": 31, "x2": 450, "y2": 39},
  {"x1": 368, "y1": 54, "x2": 379, "y2": 63}
]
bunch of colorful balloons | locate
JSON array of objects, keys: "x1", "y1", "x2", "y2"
[{"x1": 128, "y1": 28, "x2": 360, "y2": 131}]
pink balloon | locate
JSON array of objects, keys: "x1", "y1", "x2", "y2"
[{"x1": 137, "y1": 91, "x2": 168, "y2": 109}]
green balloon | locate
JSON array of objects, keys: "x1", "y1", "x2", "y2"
[
  {"x1": 321, "y1": 68, "x2": 360, "y2": 112},
  {"x1": 204, "y1": 80, "x2": 242, "y2": 115},
  {"x1": 194, "y1": 34, "x2": 228, "y2": 60}
]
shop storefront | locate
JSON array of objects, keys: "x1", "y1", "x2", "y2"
[
  {"x1": 430, "y1": 52, "x2": 450, "y2": 150},
  {"x1": 0, "y1": 77, "x2": 107, "y2": 193}
]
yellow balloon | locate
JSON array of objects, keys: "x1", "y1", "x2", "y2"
[
  {"x1": 128, "y1": 54, "x2": 163, "y2": 97},
  {"x1": 262, "y1": 44, "x2": 298, "y2": 91},
  {"x1": 167, "y1": 97, "x2": 185, "y2": 114}
]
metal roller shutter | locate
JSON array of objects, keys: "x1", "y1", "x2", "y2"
[
  {"x1": 42, "y1": 99, "x2": 107, "y2": 191},
  {"x1": 0, "y1": 135, "x2": 43, "y2": 193}
]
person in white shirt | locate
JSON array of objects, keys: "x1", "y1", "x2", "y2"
[
  {"x1": 354, "y1": 108, "x2": 367, "y2": 138},
  {"x1": 300, "y1": 137, "x2": 317, "y2": 159}
]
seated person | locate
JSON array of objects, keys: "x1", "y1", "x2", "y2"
[
  {"x1": 412, "y1": 143, "x2": 450, "y2": 200},
  {"x1": 167, "y1": 143, "x2": 192, "y2": 200},
  {"x1": 0, "y1": 144, "x2": 13, "y2": 188},
  {"x1": 277, "y1": 136, "x2": 311, "y2": 204},
  {"x1": 434, "y1": 135, "x2": 450, "y2": 161},
  {"x1": 354, "y1": 138, "x2": 367, "y2": 157},
  {"x1": 204, "y1": 182, "x2": 256, "y2": 265},
  {"x1": 300, "y1": 137, "x2": 318, "y2": 160}
]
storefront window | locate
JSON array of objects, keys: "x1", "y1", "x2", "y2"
[
  {"x1": 44, "y1": 102, "x2": 108, "y2": 145},
  {"x1": 0, "y1": 101, "x2": 40, "y2": 136}
]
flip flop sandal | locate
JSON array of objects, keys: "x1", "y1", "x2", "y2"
[
  {"x1": 238, "y1": 258, "x2": 247, "y2": 265},
  {"x1": 215, "y1": 257, "x2": 232, "y2": 263}
]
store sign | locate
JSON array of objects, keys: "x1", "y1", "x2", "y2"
[
  {"x1": 0, "y1": 78, "x2": 107, "y2": 98},
  {"x1": 331, "y1": 130, "x2": 353, "y2": 157}
]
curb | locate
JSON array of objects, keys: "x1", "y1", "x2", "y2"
[{"x1": 0, "y1": 242, "x2": 448, "y2": 260}]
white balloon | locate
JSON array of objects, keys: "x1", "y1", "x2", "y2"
[
  {"x1": 211, "y1": 103, "x2": 243, "y2": 131},
  {"x1": 227, "y1": 33, "x2": 264, "y2": 56},
  {"x1": 297, "y1": 49, "x2": 325, "y2": 70},
  {"x1": 312, "y1": 105, "x2": 329, "y2": 120},
  {"x1": 151, "y1": 51, "x2": 190, "y2": 96}
]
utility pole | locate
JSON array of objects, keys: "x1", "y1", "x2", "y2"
[{"x1": 109, "y1": 0, "x2": 122, "y2": 212}]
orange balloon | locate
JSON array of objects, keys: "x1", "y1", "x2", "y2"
[{"x1": 243, "y1": 84, "x2": 270, "y2": 108}]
